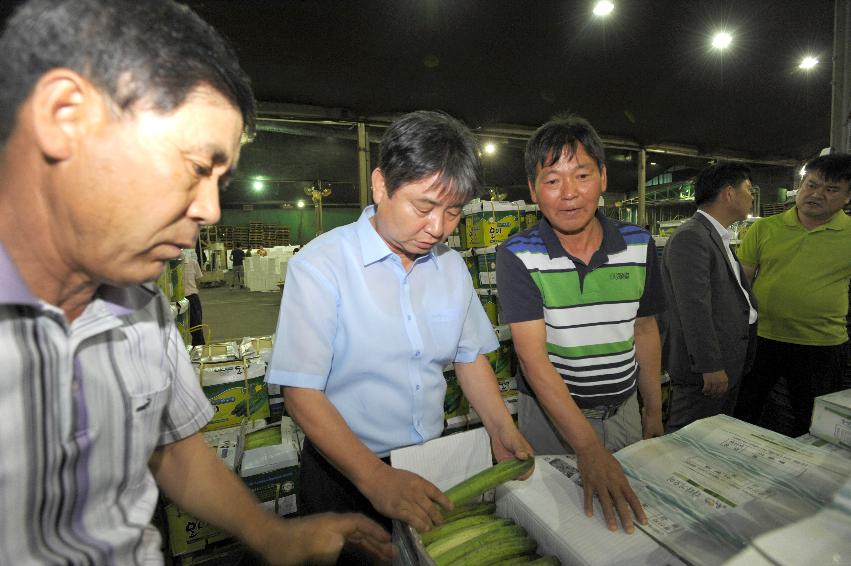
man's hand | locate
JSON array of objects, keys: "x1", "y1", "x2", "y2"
[
  {"x1": 702, "y1": 370, "x2": 729, "y2": 398},
  {"x1": 359, "y1": 464, "x2": 452, "y2": 532},
  {"x1": 641, "y1": 407, "x2": 664, "y2": 439},
  {"x1": 490, "y1": 424, "x2": 535, "y2": 479},
  {"x1": 576, "y1": 442, "x2": 647, "y2": 533},
  {"x1": 252, "y1": 512, "x2": 394, "y2": 566}
]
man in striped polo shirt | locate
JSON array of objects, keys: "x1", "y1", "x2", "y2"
[
  {"x1": 497, "y1": 116, "x2": 665, "y2": 534},
  {"x1": 0, "y1": 1, "x2": 391, "y2": 564}
]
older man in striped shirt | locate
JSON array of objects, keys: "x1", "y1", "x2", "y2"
[{"x1": 0, "y1": 1, "x2": 391, "y2": 564}]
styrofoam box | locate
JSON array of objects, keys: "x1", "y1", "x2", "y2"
[{"x1": 810, "y1": 388, "x2": 851, "y2": 449}]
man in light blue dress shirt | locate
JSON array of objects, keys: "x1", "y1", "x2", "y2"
[{"x1": 267, "y1": 111, "x2": 532, "y2": 560}]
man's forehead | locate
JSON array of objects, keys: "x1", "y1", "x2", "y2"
[
  {"x1": 538, "y1": 145, "x2": 595, "y2": 171},
  {"x1": 418, "y1": 183, "x2": 465, "y2": 208},
  {"x1": 803, "y1": 172, "x2": 849, "y2": 187}
]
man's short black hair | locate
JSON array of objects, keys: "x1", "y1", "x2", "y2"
[
  {"x1": 0, "y1": 0, "x2": 256, "y2": 146},
  {"x1": 803, "y1": 153, "x2": 851, "y2": 186},
  {"x1": 694, "y1": 161, "x2": 752, "y2": 206},
  {"x1": 377, "y1": 110, "x2": 482, "y2": 205},
  {"x1": 525, "y1": 115, "x2": 606, "y2": 183}
]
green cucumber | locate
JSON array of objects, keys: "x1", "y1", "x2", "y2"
[
  {"x1": 420, "y1": 514, "x2": 501, "y2": 547},
  {"x1": 443, "y1": 458, "x2": 534, "y2": 508},
  {"x1": 426, "y1": 519, "x2": 513, "y2": 560},
  {"x1": 441, "y1": 501, "x2": 496, "y2": 523},
  {"x1": 432, "y1": 525, "x2": 527, "y2": 566},
  {"x1": 443, "y1": 535, "x2": 537, "y2": 566}
]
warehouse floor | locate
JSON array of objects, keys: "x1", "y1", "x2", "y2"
[{"x1": 198, "y1": 285, "x2": 282, "y2": 342}]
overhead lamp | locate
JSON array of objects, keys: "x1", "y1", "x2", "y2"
[
  {"x1": 296, "y1": 200, "x2": 305, "y2": 208},
  {"x1": 650, "y1": 161, "x2": 657, "y2": 166},
  {"x1": 252, "y1": 180, "x2": 264, "y2": 191},
  {"x1": 711, "y1": 32, "x2": 732, "y2": 50},
  {"x1": 483, "y1": 142, "x2": 497, "y2": 155},
  {"x1": 799, "y1": 56, "x2": 818, "y2": 70},
  {"x1": 593, "y1": 1, "x2": 614, "y2": 17}
]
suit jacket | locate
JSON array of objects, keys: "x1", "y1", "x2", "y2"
[{"x1": 661, "y1": 212, "x2": 757, "y2": 386}]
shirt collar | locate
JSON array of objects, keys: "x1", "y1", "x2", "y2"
[
  {"x1": 537, "y1": 210, "x2": 626, "y2": 259},
  {"x1": 697, "y1": 209, "x2": 732, "y2": 240},
  {"x1": 783, "y1": 206, "x2": 850, "y2": 231},
  {"x1": 356, "y1": 205, "x2": 439, "y2": 269},
  {"x1": 0, "y1": 241, "x2": 157, "y2": 315}
]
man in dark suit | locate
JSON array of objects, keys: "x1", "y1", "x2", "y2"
[{"x1": 661, "y1": 162, "x2": 759, "y2": 432}]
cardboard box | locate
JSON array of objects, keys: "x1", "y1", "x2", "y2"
[
  {"x1": 239, "y1": 335, "x2": 274, "y2": 363},
  {"x1": 201, "y1": 426, "x2": 243, "y2": 471},
  {"x1": 165, "y1": 504, "x2": 230, "y2": 557},
  {"x1": 200, "y1": 360, "x2": 269, "y2": 431},
  {"x1": 810, "y1": 388, "x2": 851, "y2": 449},
  {"x1": 240, "y1": 442, "x2": 300, "y2": 517}
]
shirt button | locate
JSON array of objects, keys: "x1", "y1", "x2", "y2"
[
  {"x1": 415, "y1": 351, "x2": 421, "y2": 357},
  {"x1": 407, "y1": 315, "x2": 412, "y2": 321},
  {"x1": 416, "y1": 385, "x2": 421, "y2": 391}
]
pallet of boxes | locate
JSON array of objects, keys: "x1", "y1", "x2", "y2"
[
  {"x1": 156, "y1": 337, "x2": 302, "y2": 565},
  {"x1": 441, "y1": 198, "x2": 537, "y2": 432}
]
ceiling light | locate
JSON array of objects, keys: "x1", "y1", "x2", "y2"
[
  {"x1": 296, "y1": 200, "x2": 305, "y2": 208},
  {"x1": 252, "y1": 180, "x2": 264, "y2": 191},
  {"x1": 799, "y1": 56, "x2": 818, "y2": 70},
  {"x1": 483, "y1": 142, "x2": 497, "y2": 155},
  {"x1": 650, "y1": 161, "x2": 657, "y2": 166},
  {"x1": 593, "y1": 1, "x2": 614, "y2": 17},
  {"x1": 711, "y1": 32, "x2": 732, "y2": 50}
]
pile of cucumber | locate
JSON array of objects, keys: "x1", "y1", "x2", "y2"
[{"x1": 418, "y1": 458, "x2": 560, "y2": 566}]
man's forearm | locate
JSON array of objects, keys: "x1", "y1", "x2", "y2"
[
  {"x1": 454, "y1": 355, "x2": 516, "y2": 435},
  {"x1": 150, "y1": 433, "x2": 279, "y2": 551},
  {"x1": 634, "y1": 316, "x2": 662, "y2": 413}
]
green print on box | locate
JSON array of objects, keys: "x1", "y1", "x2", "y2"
[
  {"x1": 477, "y1": 288, "x2": 499, "y2": 326},
  {"x1": 199, "y1": 360, "x2": 270, "y2": 431},
  {"x1": 462, "y1": 199, "x2": 525, "y2": 247}
]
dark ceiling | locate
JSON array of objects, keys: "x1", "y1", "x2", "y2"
[
  {"x1": 1, "y1": 1, "x2": 837, "y2": 205},
  {"x1": 186, "y1": 0, "x2": 835, "y2": 160},
  {"x1": 187, "y1": 0, "x2": 836, "y2": 204}
]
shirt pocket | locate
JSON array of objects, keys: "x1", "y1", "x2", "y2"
[
  {"x1": 124, "y1": 383, "x2": 170, "y2": 492},
  {"x1": 426, "y1": 308, "x2": 463, "y2": 365}
]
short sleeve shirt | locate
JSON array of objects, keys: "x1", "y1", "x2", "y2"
[
  {"x1": 267, "y1": 206, "x2": 499, "y2": 457},
  {"x1": 737, "y1": 207, "x2": 851, "y2": 345},
  {"x1": 0, "y1": 243, "x2": 213, "y2": 565},
  {"x1": 497, "y1": 213, "x2": 665, "y2": 407}
]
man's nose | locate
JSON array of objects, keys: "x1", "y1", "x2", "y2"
[{"x1": 189, "y1": 179, "x2": 221, "y2": 225}]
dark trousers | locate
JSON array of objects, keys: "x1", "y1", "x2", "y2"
[
  {"x1": 187, "y1": 293, "x2": 205, "y2": 346},
  {"x1": 299, "y1": 439, "x2": 392, "y2": 565},
  {"x1": 734, "y1": 337, "x2": 849, "y2": 437},
  {"x1": 666, "y1": 323, "x2": 757, "y2": 433}
]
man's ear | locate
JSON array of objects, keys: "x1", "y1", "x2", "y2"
[
  {"x1": 29, "y1": 69, "x2": 106, "y2": 162},
  {"x1": 527, "y1": 179, "x2": 538, "y2": 203},
  {"x1": 371, "y1": 168, "x2": 387, "y2": 205}
]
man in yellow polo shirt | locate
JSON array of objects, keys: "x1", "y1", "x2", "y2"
[{"x1": 734, "y1": 153, "x2": 851, "y2": 436}]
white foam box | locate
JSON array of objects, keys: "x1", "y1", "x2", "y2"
[
  {"x1": 810, "y1": 388, "x2": 851, "y2": 449},
  {"x1": 495, "y1": 455, "x2": 685, "y2": 566},
  {"x1": 391, "y1": 428, "x2": 683, "y2": 566}
]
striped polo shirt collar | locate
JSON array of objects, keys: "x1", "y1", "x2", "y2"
[
  {"x1": 357, "y1": 204, "x2": 439, "y2": 270},
  {"x1": 537, "y1": 211, "x2": 627, "y2": 265},
  {"x1": 0, "y1": 242, "x2": 157, "y2": 316}
]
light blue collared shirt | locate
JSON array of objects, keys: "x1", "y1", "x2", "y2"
[{"x1": 267, "y1": 206, "x2": 498, "y2": 457}]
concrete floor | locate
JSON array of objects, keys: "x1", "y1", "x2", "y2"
[{"x1": 198, "y1": 284, "x2": 282, "y2": 342}]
